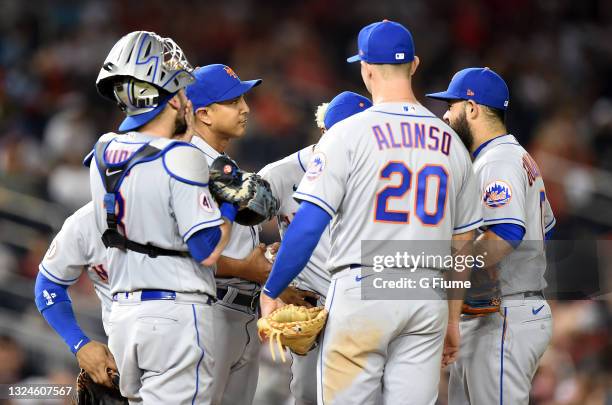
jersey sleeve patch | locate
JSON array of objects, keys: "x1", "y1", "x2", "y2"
[
  {"x1": 483, "y1": 180, "x2": 512, "y2": 208},
  {"x1": 305, "y1": 152, "x2": 327, "y2": 181},
  {"x1": 199, "y1": 192, "x2": 214, "y2": 213}
]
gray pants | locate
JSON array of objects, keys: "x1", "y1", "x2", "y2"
[
  {"x1": 108, "y1": 293, "x2": 215, "y2": 405},
  {"x1": 317, "y1": 270, "x2": 448, "y2": 405},
  {"x1": 289, "y1": 295, "x2": 325, "y2": 405},
  {"x1": 448, "y1": 296, "x2": 552, "y2": 405},
  {"x1": 210, "y1": 301, "x2": 260, "y2": 405}
]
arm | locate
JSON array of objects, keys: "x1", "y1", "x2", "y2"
[
  {"x1": 475, "y1": 223, "x2": 525, "y2": 268},
  {"x1": 260, "y1": 201, "x2": 331, "y2": 316},
  {"x1": 442, "y1": 229, "x2": 475, "y2": 368},
  {"x1": 185, "y1": 203, "x2": 237, "y2": 267},
  {"x1": 34, "y1": 272, "x2": 116, "y2": 386},
  {"x1": 216, "y1": 244, "x2": 271, "y2": 284}
]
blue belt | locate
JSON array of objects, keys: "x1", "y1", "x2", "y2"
[
  {"x1": 113, "y1": 290, "x2": 215, "y2": 304},
  {"x1": 113, "y1": 290, "x2": 176, "y2": 301}
]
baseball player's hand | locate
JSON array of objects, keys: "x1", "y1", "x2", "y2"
[
  {"x1": 76, "y1": 341, "x2": 118, "y2": 388},
  {"x1": 259, "y1": 292, "x2": 285, "y2": 320},
  {"x1": 442, "y1": 321, "x2": 460, "y2": 368},
  {"x1": 176, "y1": 100, "x2": 195, "y2": 142},
  {"x1": 244, "y1": 243, "x2": 272, "y2": 284},
  {"x1": 279, "y1": 286, "x2": 318, "y2": 307},
  {"x1": 201, "y1": 220, "x2": 232, "y2": 267}
]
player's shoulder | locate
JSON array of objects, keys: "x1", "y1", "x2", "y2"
[
  {"x1": 259, "y1": 145, "x2": 312, "y2": 179},
  {"x1": 58, "y1": 202, "x2": 96, "y2": 240},
  {"x1": 475, "y1": 135, "x2": 526, "y2": 169},
  {"x1": 162, "y1": 141, "x2": 210, "y2": 186}
]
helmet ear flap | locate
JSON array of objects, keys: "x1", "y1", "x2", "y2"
[{"x1": 111, "y1": 78, "x2": 167, "y2": 116}]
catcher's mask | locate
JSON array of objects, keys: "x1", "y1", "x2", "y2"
[{"x1": 96, "y1": 31, "x2": 194, "y2": 131}]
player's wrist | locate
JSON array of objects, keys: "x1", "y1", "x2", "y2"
[{"x1": 71, "y1": 335, "x2": 92, "y2": 355}]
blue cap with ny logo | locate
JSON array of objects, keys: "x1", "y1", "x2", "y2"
[
  {"x1": 347, "y1": 20, "x2": 415, "y2": 64},
  {"x1": 426, "y1": 67, "x2": 510, "y2": 110}
]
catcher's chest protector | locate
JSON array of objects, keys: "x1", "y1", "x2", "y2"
[{"x1": 93, "y1": 140, "x2": 189, "y2": 258}]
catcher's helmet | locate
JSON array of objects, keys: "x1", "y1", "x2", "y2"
[{"x1": 96, "y1": 31, "x2": 195, "y2": 131}]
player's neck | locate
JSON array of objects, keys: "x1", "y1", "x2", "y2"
[
  {"x1": 471, "y1": 123, "x2": 508, "y2": 154},
  {"x1": 139, "y1": 118, "x2": 176, "y2": 139},
  {"x1": 193, "y1": 125, "x2": 230, "y2": 153},
  {"x1": 371, "y1": 80, "x2": 418, "y2": 105}
]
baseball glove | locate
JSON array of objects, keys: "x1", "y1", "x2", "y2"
[
  {"x1": 257, "y1": 305, "x2": 328, "y2": 362},
  {"x1": 72, "y1": 369, "x2": 128, "y2": 405},
  {"x1": 209, "y1": 155, "x2": 279, "y2": 226}
]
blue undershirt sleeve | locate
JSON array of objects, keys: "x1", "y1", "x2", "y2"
[
  {"x1": 34, "y1": 272, "x2": 90, "y2": 355},
  {"x1": 187, "y1": 226, "x2": 222, "y2": 262},
  {"x1": 263, "y1": 201, "x2": 332, "y2": 298},
  {"x1": 488, "y1": 223, "x2": 526, "y2": 249}
]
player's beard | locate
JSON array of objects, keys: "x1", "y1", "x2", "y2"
[{"x1": 450, "y1": 111, "x2": 474, "y2": 151}]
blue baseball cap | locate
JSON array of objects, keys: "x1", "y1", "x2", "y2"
[
  {"x1": 426, "y1": 67, "x2": 510, "y2": 110},
  {"x1": 186, "y1": 64, "x2": 262, "y2": 110},
  {"x1": 324, "y1": 91, "x2": 372, "y2": 129},
  {"x1": 347, "y1": 20, "x2": 414, "y2": 64},
  {"x1": 118, "y1": 97, "x2": 171, "y2": 132}
]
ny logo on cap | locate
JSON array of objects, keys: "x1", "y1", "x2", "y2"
[
  {"x1": 224, "y1": 66, "x2": 238, "y2": 79},
  {"x1": 467, "y1": 89, "x2": 475, "y2": 96}
]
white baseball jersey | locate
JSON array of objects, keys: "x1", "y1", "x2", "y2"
[
  {"x1": 295, "y1": 103, "x2": 483, "y2": 270},
  {"x1": 190, "y1": 136, "x2": 260, "y2": 292},
  {"x1": 259, "y1": 145, "x2": 331, "y2": 296},
  {"x1": 89, "y1": 132, "x2": 222, "y2": 297},
  {"x1": 39, "y1": 202, "x2": 112, "y2": 335},
  {"x1": 472, "y1": 134, "x2": 555, "y2": 295}
]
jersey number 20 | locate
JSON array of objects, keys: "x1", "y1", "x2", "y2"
[{"x1": 375, "y1": 162, "x2": 448, "y2": 225}]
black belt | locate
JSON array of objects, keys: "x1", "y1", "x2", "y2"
[
  {"x1": 503, "y1": 290, "x2": 544, "y2": 298},
  {"x1": 217, "y1": 287, "x2": 259, "y2": 310}
]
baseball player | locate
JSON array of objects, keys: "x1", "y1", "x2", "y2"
[
  {"x1": 260, "y1": 20, "x2": 483, "y2": 405},
  {"x1": 427, "y1": 67, "x2": 555, "y2": 405},
  {"x1": 184, "y1": 64, "x2": 311, "y2": 405},
  {"x1": 259, "y1": 91, "x2": 372, "y2": 405},
  {"x1": 35, "y1": 201, "x2": 116, "y2": 387},
  {"x1": 89, "y1": 32, "x2": 238, "y2": 404}
]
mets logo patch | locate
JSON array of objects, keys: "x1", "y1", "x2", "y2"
[
  {"x1": 306, "y1": 152, "x2": 326, "y2": 181},
  {"x1": 483, "y1": 180, "x2": 512, "y2": 208}
]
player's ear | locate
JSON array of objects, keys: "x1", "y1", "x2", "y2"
[
  {"x1": 466, "y1": 100, "x2": 478, "y2": 120},
  {"x1": 167, "y1": 93, "x2": 182, "y2": 111},
  {"x1": 195, "y1": 106, "x2": 214, "y2": 126},
  {"x1": 410, "y1": 56, "x2": 420, "y2": 76}
]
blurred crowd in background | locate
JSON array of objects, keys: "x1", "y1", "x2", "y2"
[{"x1": 0, "y1": 0, "x2": 610, "y2": 404}]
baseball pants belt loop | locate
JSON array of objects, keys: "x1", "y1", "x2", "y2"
[
  {"x1": 113, "y1": 289, "x2": 215, "y2": 304},
  {"x1": 217, "y1": 287, "x2": 260, "y2": 310}
]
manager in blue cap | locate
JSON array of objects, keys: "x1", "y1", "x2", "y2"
[
  {"x1": 186, "y1": 63, "x2": 261, "y2": 151},
  {"x1": 426, "y1": 67, "x2": 510, "y2": 153},
  {"x1": 186, "y1": 63, "x2": 269, "y2": 405}
]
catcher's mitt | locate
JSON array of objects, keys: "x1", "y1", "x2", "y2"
[
  {"x1": 209, "y1": 155, "x2": 279, "y2": 226},
  {"x1": 257, "y1": 305, "x2": 328, "y2": 362},
  {"x1": 72, "y1": 369, "x2": 128, "y2": 405},
  {"x1": 463, "y1": 266, "x2": 501, "y2": 316}
]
